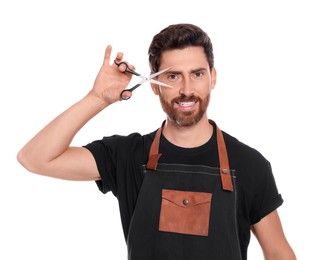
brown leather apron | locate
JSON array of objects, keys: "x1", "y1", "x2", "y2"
[{"x1": 127, "y1": 120, "x2": 242, "y2": 259}]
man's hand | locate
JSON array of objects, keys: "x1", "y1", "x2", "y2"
[{"x1": 90, "y1": 45, "x2": 134, "y2": 104}]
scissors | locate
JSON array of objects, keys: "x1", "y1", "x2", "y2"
[{"x1": 114, "y1": 61, "x2": 172, "y2": 100}]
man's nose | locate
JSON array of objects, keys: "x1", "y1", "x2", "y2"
[{"x1": 179, "y1": 77, "x2": 194, "y2": 96}]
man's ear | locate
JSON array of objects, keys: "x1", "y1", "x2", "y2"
[
  {"x1": 151, "y1": 83, "x2": 160, "y2": 95},
  {"x1": 211, "y1": 67, "x2": 217, "y2": 90}
]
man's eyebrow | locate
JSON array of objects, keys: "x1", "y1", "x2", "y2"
[
  {"x1": 190, "y1": 68, "x2": 208, "y2": 73},
  {"x1": 164, "y1": 70, "x2": 182, "y2": 74},
  {"x1": 165, "y1": 68, "x2": 208, "y2": 74}
]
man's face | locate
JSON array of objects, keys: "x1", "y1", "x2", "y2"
[{"x1": 152, "y1": 46, "x2": 216, "y2": 127}]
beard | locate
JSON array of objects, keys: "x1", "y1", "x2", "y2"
[{"x1": 159, "y1": 93, "x2": 210, "y2": 127}]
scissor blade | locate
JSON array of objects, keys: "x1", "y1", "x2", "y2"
[
  {"x1": 148, "y1": 67, "x2": 171, "y2": 79},
  {"x1": 149, "y1": 79, "x2": 173, "y2": 88}
]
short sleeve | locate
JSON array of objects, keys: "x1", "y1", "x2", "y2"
[
  {"x1": 83, "y1": 133, "x2": 143, "y2": 196},
  {"x1": 249, "y1": 159, "x2": 283, "y2": 224},
  {"x1": 84, "y1": 136, "x2": 119, "y2": 195}
]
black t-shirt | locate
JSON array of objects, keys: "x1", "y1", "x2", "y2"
[{"x1": 84, "y1": 124, "x2": 283, "y2": 259}]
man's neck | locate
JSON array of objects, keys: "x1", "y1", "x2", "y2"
[{"x1": 162, "y1": 117, "x2": 213, "y2": 148}]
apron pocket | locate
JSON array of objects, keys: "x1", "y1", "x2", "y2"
[{"x1": 159, "y1": 189, "x2": 212, "y2": 236}]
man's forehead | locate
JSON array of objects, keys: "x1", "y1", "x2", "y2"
[{"x1": 160, "y1": 48, "x2": 209, "y2": 71}]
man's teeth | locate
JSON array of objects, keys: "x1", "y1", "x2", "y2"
[{"x1": 179, "y1": 102, "x2": 195, "y2": 107}]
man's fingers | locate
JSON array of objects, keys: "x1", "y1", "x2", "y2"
[
  {"x1": 114, "y1": 52, "x2": 123, "y2": 64},
  {"x1": 103, "y1": 45, "x2": 112, "y2": 65},
  {"x1": 102, "y1": 45, "x2": 130, "y2": 74},
  {"x1": 103, "y1": 46, "x2": 124, "y2": 69}
]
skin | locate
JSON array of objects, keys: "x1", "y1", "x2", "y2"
[
  {"x1": 17, "y1": 45, "x2": 296, "y2": 259},
  {"x1": 17, "y1": 45, "x2": 128, "y2": 181},
  {"x1": 151, "y1": 47, "x2": 216, "y2": 148}
]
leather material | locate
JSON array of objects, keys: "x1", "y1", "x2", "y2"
[
  {"x1": 159, "y1": 189, "x2": 212, "y2": 236},
  {"x1": 215, "y1": 122, "x2": 234, "y2": 191}
]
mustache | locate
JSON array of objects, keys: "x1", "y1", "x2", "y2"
[{"x1": 172, "y1": 94, "x2": 202, "y2": 103}]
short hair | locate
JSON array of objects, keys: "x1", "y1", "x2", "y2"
[{"x1": 148, "y1": 23, "x2": 214, "y2": 73}]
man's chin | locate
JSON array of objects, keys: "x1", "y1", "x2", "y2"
[{"x1": 172, "y1": 115, "x2": 200, "y2": 127}]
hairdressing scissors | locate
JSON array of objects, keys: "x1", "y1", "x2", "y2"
[{"x1": 114, "y1": 61, "x2": 172, "y2": 100}]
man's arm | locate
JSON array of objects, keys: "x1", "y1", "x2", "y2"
[
  {"x1": 252, "y1": 210, "x2": 296, "y2": 260},
  {"x1": 17, "y1": 45, "x2": 133, "y2": 181}
]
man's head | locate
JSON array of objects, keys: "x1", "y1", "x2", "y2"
[
  {"x1": 148, "y1": 23, "x2": 214, "y2": 74},
  {"x1": 148, "y1": 24, "x2": 216, "y2": 127}
]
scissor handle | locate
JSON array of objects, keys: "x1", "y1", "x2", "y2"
[
  {"x1": 114, "y1": 60, "x2": 140, "y2": 76},
  {"x1": 120, "y1": 89, "x2": 131, "y2": 100},
  {"x1": 120, "y1": 83, "x2": 141, "y2": 100}
]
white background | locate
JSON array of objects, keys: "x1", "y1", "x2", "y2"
[{"x1": 1, "y1": 0, "x2": 310, "y2": 259}]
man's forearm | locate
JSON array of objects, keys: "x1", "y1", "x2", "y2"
[{"x1": 17, "y1": 92, "x2": 108, "y2": 172}]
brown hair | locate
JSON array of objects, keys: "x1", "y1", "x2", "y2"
[{"x1": 148, "y1": 23, "x2": 214, "y2": 73}]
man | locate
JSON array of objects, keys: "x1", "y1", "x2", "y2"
[{"x1": 17, "y1": 23, "x2": 296, "y2": 259}]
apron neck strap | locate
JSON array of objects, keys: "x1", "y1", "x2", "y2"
[
  {"x1": 145, "y1": 122, "x2": 163, "y2": 171},
  {"x1": 146, "y1": 120, "x2": 233, "y2": 192},
  {"x1": 213, "y1": 120, "x2": 234, "y2": 191}
]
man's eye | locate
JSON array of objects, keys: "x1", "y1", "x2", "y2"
[
  {"x1": 167, "y1": 74, "x2": 180, "y2": 82},
  {"x1": 194, "y1": 71, "x2": 204, "y2": 78}
]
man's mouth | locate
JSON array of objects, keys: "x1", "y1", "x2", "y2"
[
  {"x1": 175, "y1": 100, "x2": 197, "y2": 110},
  {"x1": 179, "y1": 101, "x2": 196, "y2": 106}
]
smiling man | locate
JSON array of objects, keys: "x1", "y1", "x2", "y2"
[
  {"x1": 156, "y1": 47, "x2": 214, "y2": 129},
  {"x1": 17, "y1": 23, "x2": 296, "y2": 260}
]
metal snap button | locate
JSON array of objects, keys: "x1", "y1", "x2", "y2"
[
  {"x1": 183, "y1": 199, "x2": 189, "y2": 205},
  {"x1": 222, "y1": 168, "x2": 229, "y2": 174}
]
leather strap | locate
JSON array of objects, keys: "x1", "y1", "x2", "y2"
[
  {"x1": 146, "y1": 124, "x2": 162, "y2": 170},
  {"x1": 146, "y1": 120, "x2": 233, "y2": 191},
  {"x1": 215, "y1": 122, "x2": 234, "y2": 191}
]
